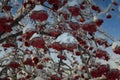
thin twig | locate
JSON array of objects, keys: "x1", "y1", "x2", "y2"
[
  {"x1": 97, "y1": 27, "x2": 115, "y2": 41},
  {"x1": 78, "y1": 44, "x2": 92, "y2": 79}
]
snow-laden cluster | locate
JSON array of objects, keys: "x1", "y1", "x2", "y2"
[
  {"x1": 55, "y1": 32, "x2": 78, "y2": 44},
  {"x1": 30, "y1": 33, "x2": 40, "y2": 40},
  {"x1": 33, "y1": 5, "x2": 45, "y2": 11},
  {"x1": 112, "y1": 41, "x2": 120, "y2": 50},
  {"x1": 112, "y1": 41, "x2": 120, "y2": 54}
]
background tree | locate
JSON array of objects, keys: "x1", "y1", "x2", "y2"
[{"x1": 0, "y1": 0, "x2": 120, "y2": 80}]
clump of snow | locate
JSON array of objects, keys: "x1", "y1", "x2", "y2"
[
  {"x1": 55, "y1": 32, "x2": 78, "y2": 44},
  {"x1": 30, "y1": 33, "x2": 40, "y2": 40},
  {"x1": 0, "y1": 2, "x2": 2, "y2": 6},
  {"x1": 34, "y1": 77, "x2": 44, "y2": 80},
  {"x1": 0, "y1": 67, "x2": 2, "y2": 72},
  {"x1": 96, "y1": 58, "x2": 118, "y2": 69},
  {"x1": 33, "y1": 5, "x2": 45, "y2": 11},
  {"x1": 108, "y1": 60, "x2": 118, "y2": 69},
  {"x1": 112, "y1": 41, "x2": 120, "y2": 50},
  {"x1": 17, "y1": 71, "x2": 27, "y2": 79},
  {"x1": 67, "y1": 0, "x2": 81, "y2": 6},
  {"x1": 93, "y1": 15, "x2": 97, "y2": 21},
  {"x1": 23, "y1": 22, "x2": 35, "y2": 33},
  {"x1": 95, "y1": 58, "x2": 107, "y2": 65}
]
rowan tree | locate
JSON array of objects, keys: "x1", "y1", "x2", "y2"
[{"x1": 0, "y1": 0, "x2": 120, "y2": 80}]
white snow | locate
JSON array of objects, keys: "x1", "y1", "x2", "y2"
[
  {"x1": 33, "y1": 5, "x2": 45, "y2": 11},
  {"x1": 30, "y1": 33, "x2": 40, "y2": 40},
  {"x1": 112, "y1": 41, "x2": 120, "y2": 50},
  {"x1": 34, "y1": 77, "x2": 45, "y2": 80},
  {"x1": 22, "y1": 22, "x2": 35, "y2": 33},
  {"x1": 0, "y1": 67, "x2": 2, "y2": 72},
  {"x1": 17, "y1": 71, "x2": 27, "y2": 79},
  {"x1": 96, "y1": 58, "x2": 118, "y2": 69},
  {"x1": 0, "y1": 2, "x2": 2, "y2": 6},
  {"x1": 55, "y1": 32, "x2": 78, "y2": 44},
  {"x1": 95, "y1": 33, "x2": 106, "y2": 40},
  {"x1": 67, "y1": 0, "x2": 81, "y2": 6},
  {"x1": 95, "y1": 58, "x2": 107, "y2": 65},
  {"x1": 93, "y1": 15, "x2": 97, "y2": 21},
  {"x1": 108, "y1": 60, "x2": 118, "y2": 69}
]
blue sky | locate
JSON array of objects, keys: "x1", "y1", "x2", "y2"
[
  {"x1": 12, "y1": 0, "x2": 120, "y2": 40},
  {"x1": 1, "y1": 0, "x2": 120, "y2": 53},
  {"x1": 94, "y1": 0, "x2": 120, "y2": 40}
]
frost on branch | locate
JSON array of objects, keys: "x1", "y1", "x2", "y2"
[
  {"x1": 55, "y1": 32, "x2": 78, "y2": 44},
  {"x1": 30, "y1": 10, "x2": 48, "y2": 22},
  {"x1": 0, "y1": 0, "x2": 120, "y2": 80}
]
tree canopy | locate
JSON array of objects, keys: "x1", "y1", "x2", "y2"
[{"x1": 0, "y1": 0, "x2": 120, "y2": 80}]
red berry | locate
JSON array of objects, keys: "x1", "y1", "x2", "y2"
[
  {"x1": 97, "y1": 65, "x2": 110, "y2": 74},
  {"x1": 91, "y1": 5, "x2": 101, "y2": 12},
  {"x1": 22, "y1": 31, "x2": 36, "y2": 40},
  {"x1": 52, "y1": 4, "x2": 59, "y2": 11},
  {"x1": 57, "y1": 54, "x2": 66, "y2": 60},
  {"x1": 105, "y1": 69, "x2": 120, "y2": 79},
  {"x1": 113, "y1": 1, "x2": 118, "y2": 6},
  {"x1": 50, "y1": 74, "x2": 62, "y2": 80},
  {"x1": 32, "y1": 57, "x2": 39, "y2": 65},
  {"x1": 74, "y1": 75, "x2": 80, "y2": 79},
  {"x1": 3, "y1": 5, "x2": 12, "y2": 11},
  {"x1": 49, "y1": 42, "x2": 61, "y2": 51},
  {"x1": 62, "y1": 0, "x2": 67, "y2": 6},
  {"x1": 106, "y1": 14, "x2": 112, "y2": 19},
  {"x1": 95, "y1": 38, "x2": 107, "y2": 45},
  {"x1": 69, "y1": 21, "x2": 80, "y2": 30},
  {"x1": 66, "y1": 43, "x2": 77, "y2": 52},
  {"x1": 25, "y1": 75, "x2": 31, "y2": 79},
  {"x1": 24, "y1": 41, "x2": 30, "y2": 47},
  {"x1": 43, "y1": 57, "x2": 51, "y2": 62},
  {"x1": 8, "y1": 62, "x2": 21, "y2": 68},
  {"x1": 31, "y1": 38, "x2": 45, "y2": 49},
  {"x1": 61, "y1": 43, "x2": 67, "y2": 50},
  {"x1": 0, "y1": 77, "x2": 10, "y2": 80},
  {"x1": 80, "y1": 5, "x2": 85, "y2": 10},
  {"x1": 23, "y1": 58, "x2": 34, "y2": 66},
  {"x1": 90, "y1": 69, "x2": 101, "y2": 78},
  {"x1": 94, "y1": 19, "x2": 104, "y2": 26},
  {"x1": 48, "y1": 0, "x2": 60, "y2": 4},
  {"x1": 48, "y1": 30, "x2": 61, "y2": 37},
  {"x1": 36, "y1": 64, "x2": 44, "y2": 69},
  {"x1": 30, "y1": 10, "x2": 48, "y2": 22},
  {"x1": 77, "y1": 37, "x2": 86, "y2": 45},
  {"x1": 113, "y1": 46, "x2": 120, "y2": 54},
  {"x1": 58, "y1": 12, "x2": 69, "y2": 20},
  {"x1": 75, "y1": 52, "x2": 81, "y2": 56},
  {"x1": 2, "y1": 43, "x2": 16, "y2": 48},
  {"x1": 95, "y1": 49, "x2": 109, "y2": 61},
  {"x1": 68, "y1": 6, "x2": 80, "y2": 16},
  {"x1": 79, "y1": 18, "x2": 85, "y2": 22},
  {"x1": 82, "y1": 22, "x2": 96, "y2": 34}
]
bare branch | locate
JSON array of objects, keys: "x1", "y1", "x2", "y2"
[
  {"x1": 78, "y1": 44, "x2": 92, "y2": 79},
  {"x1": 0, "y1": 31, "x2": 22, "y2": 43}
]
